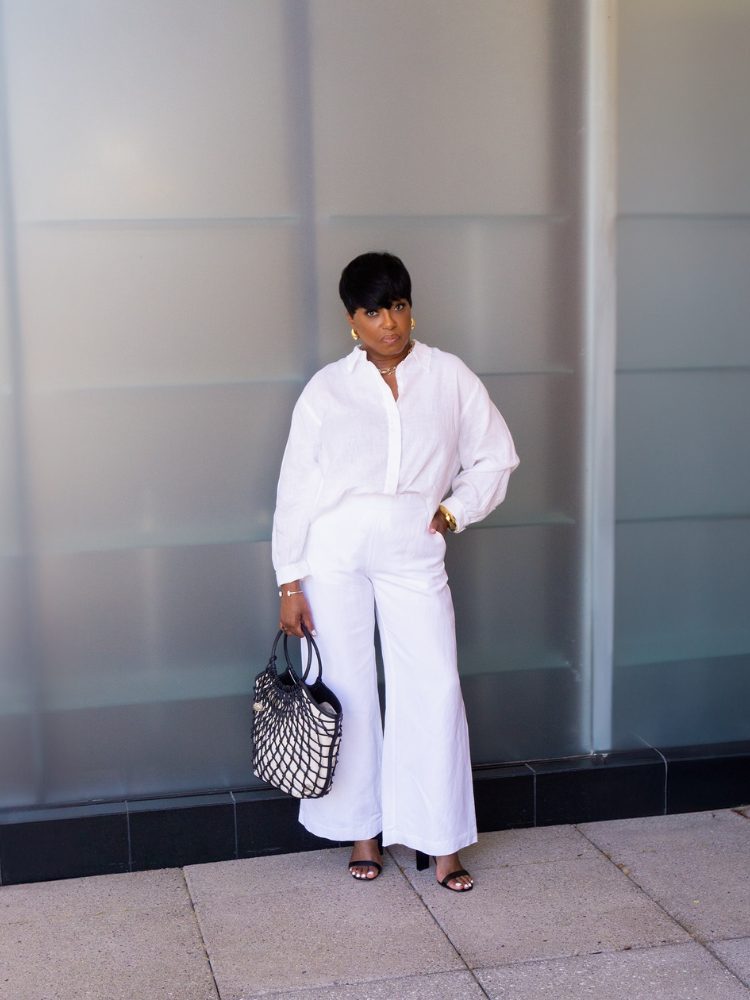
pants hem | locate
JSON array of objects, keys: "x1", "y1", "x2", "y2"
[
  {"x1": 382, "y1": 828, "x2": 478, "y2": 856},
  {"x1": 298, "y1": 813, "x2": 383, "y2": 843}
]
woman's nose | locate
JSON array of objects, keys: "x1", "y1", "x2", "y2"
[{"x1": 381, "y1": 309, "x2": 396, "y2": 329}]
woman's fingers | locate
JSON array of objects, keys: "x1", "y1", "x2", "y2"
[
  {"x1": 429, "y1": 510, "x2": 447, "y2": 535},
  {"x1": 302, "y1": 608, "x2": 316, "y2": 636},
  {"x1": 279, "y1": 593, "x2": 315, "y2": 637},
  {"x1": 279, "y1": 617, "x2": 303, "y2": 637}
]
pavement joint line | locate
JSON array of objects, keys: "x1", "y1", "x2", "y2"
[
  {"x1": 468, "y1": 938, "x2": 718, "y2": 974},
  {"x1": 252, "y1": 967, "x2": 490, "y2": 1000},
  {"x1": 703, "y1": 938, "x2": 750, "y2": 991},
  {"x1": 384, "y1": 847, "x2": 492, "y2": 1000},
  {"x1": 180, "y1": 866, "x2": 222, "y2": 1000},
  {"x1": 574, "y1": 817, "x2": 750, "y2": 992}
]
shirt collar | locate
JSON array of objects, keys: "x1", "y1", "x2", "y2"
[{"x1": 344, "y1": 339, "x2": 432, "y2": 373}]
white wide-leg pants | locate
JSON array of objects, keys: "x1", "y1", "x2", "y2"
[{"x1": 298, "y1": 494, "x2": 477, "y2": 856}]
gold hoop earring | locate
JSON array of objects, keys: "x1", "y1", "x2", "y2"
[
  {"x1": 351, "y1": 327, "x2": 359, "y2": 341},
  {"x1": 410, "y1": 317, "x2": 415, "y2": 331}
]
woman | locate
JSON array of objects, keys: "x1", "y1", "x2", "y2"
[{"x1": 272, "y1": 252, "x2": 518, "y2": 891}]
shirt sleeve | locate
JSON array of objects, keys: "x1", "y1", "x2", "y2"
[
  {"x1": 271, "y1": 391, "x2": 323, "y2": 585},
  {"x1": 441, "y1": 370, "x2": 520, "y2": 532}
]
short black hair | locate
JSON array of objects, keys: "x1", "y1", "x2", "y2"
[{"x1": 339, "y1": 251, "x2": 412, "y2": 316}]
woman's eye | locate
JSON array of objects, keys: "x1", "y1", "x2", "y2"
[
  {"x1": 394, "y1": 302, "x2": 406, "y2": 311},
  {"x1": 366, "y1": 310, "x2": 377, "y2": 317}
]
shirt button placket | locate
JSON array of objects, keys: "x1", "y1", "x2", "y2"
[{"x1": 382, "y1": 391, "x2": 401, "y2": 495}]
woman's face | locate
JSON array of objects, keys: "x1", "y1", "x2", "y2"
[{"x1": 348, "y1": 299, "x2": 412, "y2": 361}]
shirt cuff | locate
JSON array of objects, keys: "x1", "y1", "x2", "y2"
[
  {"x1": 275, "y1": 560, "x2": 311, "y2": 588},
  {"x1": 441, "y1": 496, "x2": 468, "y2": 533}
]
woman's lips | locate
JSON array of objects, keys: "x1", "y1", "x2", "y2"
[{"x1": 382, "y1": 335, "x2": 400, "y2": 344}]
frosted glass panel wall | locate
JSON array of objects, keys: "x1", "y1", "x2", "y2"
[
  {"x1": 1, "y1": 0, "x2": 587, "y2": 808},
  {"x1": 1, "y1": 0, "x2": 307, "y2": 806},
  {"x1": 0, "y1": 104, "x2": 34, "y2": 805},
  {"x1": 310, "y1": 0, "x2": 587, "y2": 764},
  {"x1": 614, "y1": 0, "x2": 750, "y2": 747}
]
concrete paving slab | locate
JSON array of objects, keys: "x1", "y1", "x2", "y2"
[
  {"x1": 580, "y1": 809, "x2": 748, "y2": 855},
  {"x1": 711, "y1": 938, "x2": 750, "y2": 987},
  {"x1": 186, "y1": 846, "x2": 401, "y2": 895},
  {"x1": 410, "y1": 852, "x2": 688, "y2": 969},
  {"x1": 387, "y1": 824, "x2": 598, "y2": 875},
  {"x1": 476, "y1": 942, "x2": 750, "y2": 999},
  {"x1": 242, "y1": 970, "x2": 487, "y2": 999},
  {"x1": 0, "y1": 868, "x2": 217, "y2": 1000},
  {"x1": 579, "y1": 810, "x2": 750, "y2": 940},
  {"x1": 184, "y1": 852, "x2": 464, "y2": 998}
]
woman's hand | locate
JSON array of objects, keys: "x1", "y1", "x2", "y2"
[
  {"x1": 429, "y1": 509, "x2": 449, "y2": 536},
  {"x1": 278, "y1": 581, "x2": 316, "y2": 638}
]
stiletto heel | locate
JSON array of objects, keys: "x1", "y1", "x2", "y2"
[{"x1": 415, "y1": 850, "x2": 430, "y2": 871}]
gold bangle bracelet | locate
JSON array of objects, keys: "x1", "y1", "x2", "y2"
[{"x1": 438, "y1": 504, "x2": 458, "y2": 532}]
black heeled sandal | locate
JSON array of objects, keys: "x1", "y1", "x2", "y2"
[
  {"x1": 349, "y1": 832, "x2": 384, "y2": 882},
  {"x1": 415, "y1": 851, "x2": 474, "y2": 892}
]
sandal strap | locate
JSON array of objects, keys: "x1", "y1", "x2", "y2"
[
  {"x1": 440, "y1": 868, "x2": 471, "y2": 886},
  {"x1": 348, "y1": 860, "x2": 382, "y2": 873}
]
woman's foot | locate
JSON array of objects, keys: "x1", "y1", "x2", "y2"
[
  {"x1": 435, "y1": 852, "x2": 473, "y2": 891},
  {"x1": 348, "y1": 838, "x2": 382, "y2": 880}
]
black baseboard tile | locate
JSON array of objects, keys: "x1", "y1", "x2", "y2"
[
  {"x1": 473, "y1": 763, "x2": 534, "y2": 832},
  {"x1": 0, "y1": 802, "x2": 129, "y2": 885},
  {"x1": 532, "y1": 749, "x2": 666, "y2": 826},
  {"x1": 663, "y1": 741, "x2": 750, "y2": 814},
  {"x1": 5, "y1": 741, "x2": 750, "y2": 887},
  {"x1": 234, "y1": 789, "x2": 356, "y2": 857},
  {"x1": 127, "y1": 792, "x2": 235, "y2": 871}
]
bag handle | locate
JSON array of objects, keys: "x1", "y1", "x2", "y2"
[
  {"x1": 295, "y1": 624, "x2": 324, "y2": 685},
  {"x1": 270, "y1": 625, "x2": 324, "y2": 686}
]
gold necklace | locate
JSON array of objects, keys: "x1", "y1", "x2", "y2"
[{"x1": 377, "y1": 340, "x2": 414, "y2": 377}]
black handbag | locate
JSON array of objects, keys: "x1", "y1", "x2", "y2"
[{"x1": 251, "y1": 625, "x2": 343, "y2": 798}]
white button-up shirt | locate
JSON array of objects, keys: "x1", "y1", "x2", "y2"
[{"x1": 272, "y1": 340, "x2": 519, "y2": 585}]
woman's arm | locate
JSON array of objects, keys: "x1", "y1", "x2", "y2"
[
  {"x1": 440, "y1": 371, "x2": 519, "y2": 531},
  {"x1": 272, "y1": 393, "x2": 322, "y2": 621}
]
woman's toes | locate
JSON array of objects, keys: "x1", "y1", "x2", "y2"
[{"x1": 351, "y1": 862, "x2": 377, "y2": 878}]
